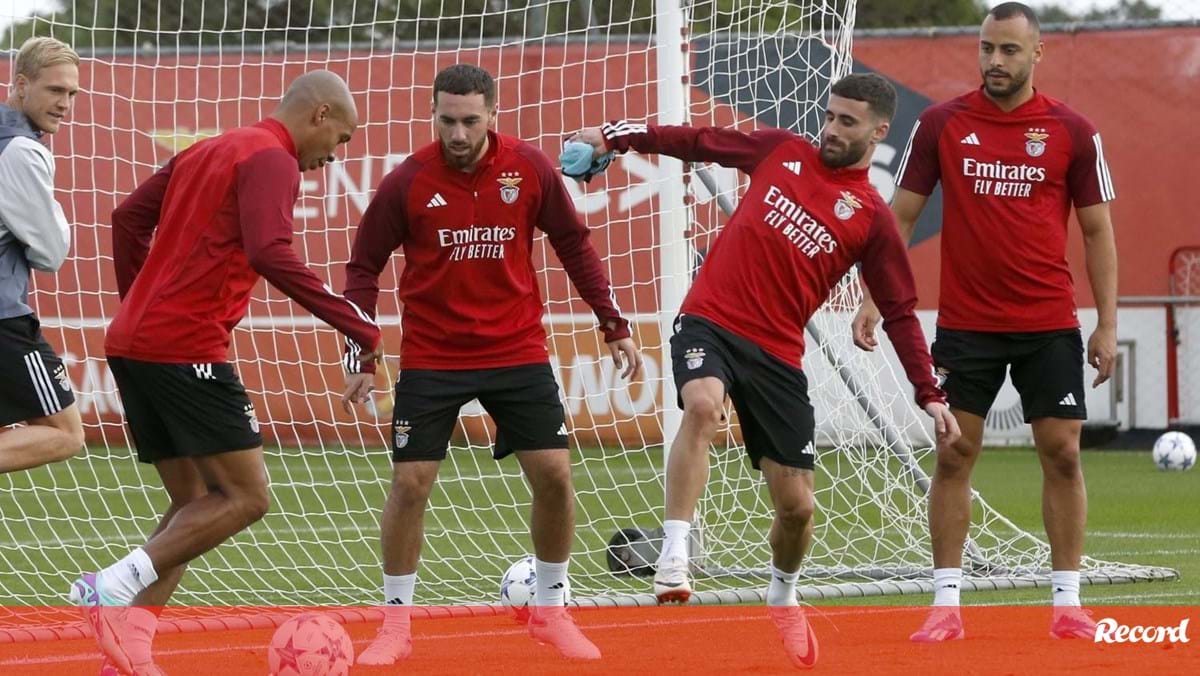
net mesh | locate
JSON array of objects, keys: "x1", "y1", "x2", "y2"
[{"x1": 1170, "y1": 247, "x2": 1200, "y2": 425}]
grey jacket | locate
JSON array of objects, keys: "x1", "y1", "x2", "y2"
[{"x1": 0, "y1": 103, "x2": 71, "y2": 319}]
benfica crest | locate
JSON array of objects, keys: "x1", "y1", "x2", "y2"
[
  {"x1": 834, "y1": 191, "x2": 863, "y2": 220},
  {"x1": 394, "y1": 421, "x2": 412, "y2": 448},
  {"x1": 684, "y1": 348, "x2": 706, "y2": 370},
  {"x1": 497, "y1": 172, "x2": 523, "y2": 204},
  {"x1": 1024, "y1": 128, "x2": 1049, "y2": 157},
  {"x1": 243, "y1": 404, "x2": 260, "y2": 434}
]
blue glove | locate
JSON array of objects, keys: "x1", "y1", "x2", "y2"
[{"x1": 560, "y1": 140, "x2": 615, "y2": 183}]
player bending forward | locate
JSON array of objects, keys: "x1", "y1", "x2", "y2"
[
  {"x1": 70, "y1": 71, "x2": 381, "y2": 675},
  {"x1": 345, "y1": 64, "x2": 639, "y2": 664},
  {"x1": 572, "y1": 73, "x2": 959, "y2": 669}
]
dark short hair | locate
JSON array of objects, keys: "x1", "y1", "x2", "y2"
[
  {"x1": 433, "y1": 64, "x2": 496, "y2": 108},
  {"x1": 830, "y1": 73, "x2": 897, "y2": 122},
  {"x1": 989, "y1": 2, "x2": 1040, "y2": 32}
]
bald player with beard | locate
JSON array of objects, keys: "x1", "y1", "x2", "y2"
[{"x1": 69, "y1": 71, "x2": 382, "y2": 675}]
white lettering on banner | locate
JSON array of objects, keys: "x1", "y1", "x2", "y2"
[
  {"x1": 619, "y1": 153, "x2": 660, "y2": 212},
  {"x1": 62, "y1": 353, "x2": 124, "y2": 416},
  {"x1": 383, "y1": 153, "x2": 409, "y2": 176},
  {"x1": 1093, "y1": 617, "x2": 1191, "y2": 643},
  {"x1": 563, "y1": 175, "x2": 610, "y2": 214},
  {"x1": 550, "y1": 354, "x2": 661, "y2": 417},
  {"x1": 293, "y1": 155, "x2": 409, "y2": 220},
  {"x1": 762, "y1": 185, "x2": 839, "y2": 258},
  {"x1": 327, "y1": 159, "x2": 372, "y2": 216},
  {"x1": 294, "y1": 178, "x2": 320, "y2": 219}
]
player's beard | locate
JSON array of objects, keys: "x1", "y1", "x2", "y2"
[
  {"x1": 982, "y1": 65, "x2": 1030, "y2": 100},
  {"x1": 442, "y1": 134, "x2": 488, "y2": 171},
  {"x1": 818, "y1": 135, "x2": 869, "y2": 169}
]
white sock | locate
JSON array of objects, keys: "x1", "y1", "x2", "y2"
[
  {"x1": 1051, "y1": 570, "x2": 1081, "y2": 607},
  {"x1": 766, "y1": 565, "x2": 800, "y2": 607},
  {"x1": 661, "y1": 519, "x2": 691, "y2": 562},
  {"x1": 932, "y1": 568, "x2": 962, "y2": 607},
  {"x1": 381, "y1": 572, "x2": 416, "y2": 631},
  {"x1": 534, "y1": 558, "x2": 569, "y2": 607},
  {"x1": 98, "y1": 548, "x2": 158, "y2": 605}
]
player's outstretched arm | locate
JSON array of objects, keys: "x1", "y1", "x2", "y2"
[
  {"x1": 236, "y1": 148, "x2": 380, "y2": 355},
  {"x1": 340, "y1": 164, "x2": 411, "y2": 410},
  {"x1": 570, "y1": 123, "x2": 794, "y2": 174},
  {"x1": 110, "y1": 158, "x2": 174, "y2": 298},
  {"x1": 852, "y1": 187, "x2": 928, "y2": 351},
  {"x1": 525, "y1": 145, "x2": 643, "y2": 381},
  {"x1": 1078, "y1": 201, "x2": 1118, "y2": 387},
  {"x1": 860, "y1": 204, "x2": 959, "y2": 446}
]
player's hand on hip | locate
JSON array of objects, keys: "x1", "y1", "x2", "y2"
[
  {"x1": 342, "y1": 373, "x2": 374, "y2": 414},
  {"x1": 924, "y1": 401, "x2": 961, "y2": 447},
  {"x1": 851, "y1": 299, "x2": 881, "y2": 352},
  {"x1": 569, "y1": 128, "x2": 607, "y2": 158},
  {"x1": 607, "y1": 337, "x2": 644, "y2": 382},
  {"x1": 1088, "y1": 324, "x2": 1117, "y2": 388}
]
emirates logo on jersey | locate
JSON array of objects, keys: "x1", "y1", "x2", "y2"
[
  {"x1": 1024, "y1": 128, "x2": 1049, "y2": 157},
  {"x1": 497, "y1": 172, "x2": 522, "y2": 204},
  {"x1": 834, "y1": 191, "x2": 863, "y2": 220}
]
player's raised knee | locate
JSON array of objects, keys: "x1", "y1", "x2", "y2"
[
  {"x1": 58, "y1": 424, "x2": 85, "y2": 461},
  {"x1": 235, "y1": 484, "x2": 271, "y2": 525}
]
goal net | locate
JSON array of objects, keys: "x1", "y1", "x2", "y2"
[
  {"x1": 0, "y1": 0, "x2": 1174, "y2": 631},
  {"x1": 1170, "y1": 246, "x2": 1200, "y2": 425}
]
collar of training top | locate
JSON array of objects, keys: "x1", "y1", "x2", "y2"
[
  {"x1": 255, "y1": 117, "x2": 299, "y2": 159},
  {"x1": 0, "y1": 103, "x2": 43, "y2": 142}
]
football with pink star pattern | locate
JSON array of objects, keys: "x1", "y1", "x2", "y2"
[{"x1": 268, "y1": 612, "x2": 354, "y2": 676}]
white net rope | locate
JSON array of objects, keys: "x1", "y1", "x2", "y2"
[
  {"x1": 1171, "y1": 247, "x2": 1200, "y2": 425},
  {"x1": 0, "y1": 0, "x2": 1172, "y2": 623}
]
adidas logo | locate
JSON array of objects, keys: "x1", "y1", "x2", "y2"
[
  {"x1": 426, "y1": 193, "x2": 447, "y2": 208},
  {"x1": 1059, "y1": 393, "x2": 1078, "y2": 406},
  {"x1": 800, "y1": 441, "x2": 816, "y2": 456},
  {"x1": 557, "y1": 423, "x2": 568, "y2": 436},
  {"x1": 960, "y1": 132, "x2": 981, "y2": 146},
  {"x1": 782, "y1": 160, "x2": 802, "y2": 175},
  {"x1": 549, "y1": 582, "x2": 565, "y2": 590}
]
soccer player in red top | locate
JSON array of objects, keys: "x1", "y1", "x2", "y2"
[
  {"x1": 852, "y1": 3, "x2": 1118, "y2": 641},
  {"x1": 68, "y1": 71, "x2": 382, "y2": 674},
  {"x1": 345, "y1": 65, "x2": 639, "y2": 664},
  {"x1": 574, "y1": 73, "x2": 960, "y2": 669}
]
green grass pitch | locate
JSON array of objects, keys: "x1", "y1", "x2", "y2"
[{"x1": 0, "y1": 447, "x2": 1194, "y2": 608}]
